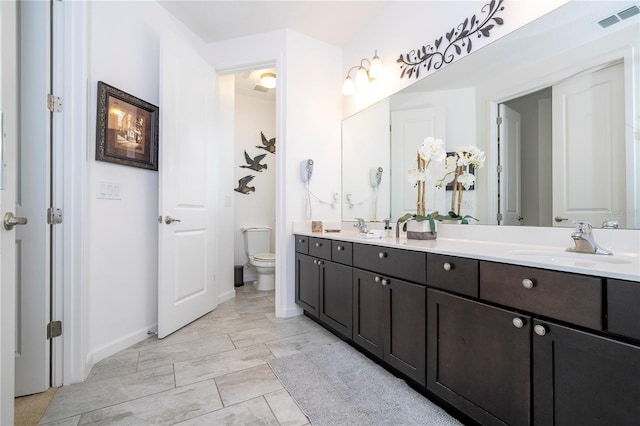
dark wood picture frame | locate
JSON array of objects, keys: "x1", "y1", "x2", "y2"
[
  {"x1": 445, "y1": 151, "x2": 475, "y2": 191},
  {"x1": 96, "y1": 81, "x2": 159, "y2": 171}
]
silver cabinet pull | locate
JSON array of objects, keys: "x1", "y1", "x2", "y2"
[
  {"x1": 298, "y1": 238, "x2": 305, "y2": 243},
  {"x1": 315, "y1": 242, "x2": 321, "y2": 247},
  {"x1": 337, "y1": 246, "x2": 343, "y2": 251},
  {"x1": 378, "y1": 252, "x2": 387, "y2": 259},
  {"x1": 554, "y1": 216, "x2": 568, "y2": 222},
  {"x1": 3, "y1": 212, "x2": 28, "y2": 230},
  {"x1": 522, "y1": 278, "x2": 534, "y2": 289},
  {"x1": 381, "y1": 278, "x2": 389, "y2": 286},
  {"x1": 374, "y1": 276, "x2": 380, "y2": 282},
  {"x1": 534, "y1": 324, "x2": 547, "y2": 336},
  {"x1": 512, "y1": 317, "x2": 525, "y2": 329},
  {"x1": 313, "y1": 259, "x2": 318, "y2": 265},
  {"x1": 443, "y1": 262, "x2": 453, "y2": 271},
  {"x1": 165, "y1": 216, "x2": 181, "y2": 224}
]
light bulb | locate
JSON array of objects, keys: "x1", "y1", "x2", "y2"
[
  {"x1": 355, "y1": 67, "x2": 369, "y2": 88},
  {"x1": 369, "y1": 54, "x2": 383, "y2": 79},
  {"x1": 342, "y1": 76, "x2": 355, "y2": 95},
  {"x1": 260, "y1": 73, "x2": 276, "y2": 88}
]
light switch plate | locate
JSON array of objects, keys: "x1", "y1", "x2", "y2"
[{"x1": 97, "y1": 181, "x2": 121, "y2": 200}]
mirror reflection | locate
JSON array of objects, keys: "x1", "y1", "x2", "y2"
[{"x1": 341, "y1": 1, "x2": 639, "y2": 229}]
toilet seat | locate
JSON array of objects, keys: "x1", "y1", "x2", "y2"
[{"x1": 253, "y1": 253, "x2": 275, "y2": 262}]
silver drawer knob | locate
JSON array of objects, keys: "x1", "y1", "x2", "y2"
[
  {"x1": 534, "y1": 324, "x2": 547, "y2": 336},
  {"x1": 378, "y1": 252, "x2": 387, "y2": 259},
  {"x1": 374, "y1": 276, "x2": 380, "y2": 282},
  {"x1": 443, "y1": 263, "x2": 452, "y2": 271},
  {"x1": 315, "y1": 242, "x2": 321, "y2": 247},
  {"x1": 337, "y1": 246, "x2": 343, "y2": 251},
  {"x1": 522, "y1": 278, "x2": 534, "y2": 289},
  {"x1": 512, "y1": 317, "x2": 525, "y2": 329},
  {"x1": 313, "y1": 259, "x2": 318, "y2": 265},
  {"x1": 298, "y1": 239, "x2": 305, "y2": 243},
  {"x1": 381, "y1": 279, "x2": 389, "y2": 286}
]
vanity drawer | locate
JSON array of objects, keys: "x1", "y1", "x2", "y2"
[
  {"x1": 309, "y1": 237, "x2": 331, "y2": 261},
  {"x1": 427, "y1": 254, "x2": 479, "y2": 298},
  {"x1": 607, "y1": 279, "x2": 640, "y2": 341},
  {"x1": 480, "y1": 262, "x2": 602, "y2": 330},
  {"x1": 294, "y1": 235, "x2": 309, "y2": 254},
  {"x1": 353, "y1": 243, "x2": 426, "y2": 284},
  {"x1": 331, "y1": 240, "x2": 353, "y2": 266}
]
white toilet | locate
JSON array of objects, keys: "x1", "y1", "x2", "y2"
[{"x1": 242, "y1": 226, "x2": 276, "y2": 291}]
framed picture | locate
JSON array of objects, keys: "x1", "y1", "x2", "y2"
[
  {"x1": 96, "y1": 81, "x2": 159, "y2": 171},
  {"x1": 445, "y1": 151, "x2": 476, "y2": 191}
]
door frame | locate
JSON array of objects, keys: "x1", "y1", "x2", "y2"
[{"x1": 488, "y1": 46, "x2": 636, "y2": 227}]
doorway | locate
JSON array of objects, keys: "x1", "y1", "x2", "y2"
[{"x1": 232, "y1": 68, "x2": 277, "y2": 288}]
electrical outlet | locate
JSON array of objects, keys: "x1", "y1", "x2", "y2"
[{"x1": 462, "y1": 200, "x2": 473, "y2": 209}]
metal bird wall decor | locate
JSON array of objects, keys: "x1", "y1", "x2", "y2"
[
  {"x1": 234, "y1": 175, "x2": 255, "y2": 195},
  {"x1": 240, "y1": 150, "x2": 268, "y2": 172},
  {"x1": 257, "y1": 131, "x2": 276, "y2": 154}
]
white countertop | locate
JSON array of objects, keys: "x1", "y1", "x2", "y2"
[{"x1": 294, "y1": 225, "x2": 640, "y2": 282}]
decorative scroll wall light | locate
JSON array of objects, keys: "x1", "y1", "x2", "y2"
[{"x1": 342, "y1": 50, "x2": 383, "y2": 95}]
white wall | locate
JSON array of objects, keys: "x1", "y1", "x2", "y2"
[
  {"x1": 234, "y1": 93, "x2": 276, "y2": 282},
  {"x1": 84, "y1": 1, "x2": 208, "y2": 370}
]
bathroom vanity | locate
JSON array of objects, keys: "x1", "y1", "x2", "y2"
[{"x1": 294, "y1": 227, "x2": 640, "y2": 426}]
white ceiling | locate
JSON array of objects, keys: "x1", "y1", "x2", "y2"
[{"x1": 158, "y1": 1, "x2": 391, "y2": 47}]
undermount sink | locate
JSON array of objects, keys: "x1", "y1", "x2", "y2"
[{"x1": 510, "y1": 249, "x2": 633, "y2": 267}]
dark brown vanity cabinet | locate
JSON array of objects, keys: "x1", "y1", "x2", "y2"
[
  {"x1": 427, "y1": 289, "x2": 531, "y2": 426},
  {"x1": 352, "y1": 245, "x2": 427, "y2": 386},
  {"x1": 294, "y1": 236, "x2": 353, "y2": 339},
  {"x1": 533, "y1": 319, "x2": 640, "y2": 426}
]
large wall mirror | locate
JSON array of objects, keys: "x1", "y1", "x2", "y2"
[{"x1": 341, "y1": 1, "x2": 639, "y2": 229}]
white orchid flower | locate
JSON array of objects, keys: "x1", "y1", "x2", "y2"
[{"x1": 457, "y1": 172, "x2": 476, "y2": 190}]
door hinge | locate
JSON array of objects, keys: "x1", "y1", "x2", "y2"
[
  {"x1": 47, "y1": 207, "x2": 63, "y2": 224},
  {"x1": 47, "y1": 321, "x2": 62, "y2": 339},
  {"x1": 47, "y1": 94, "x2": 63, "y2": 112},
  {"x1": 497, "y1": 164, "x2": 503, "y2": 173},
  {"x1": 497, "y1": 213, "x2": 503, "y2": 221},
  {"x1": 496, "y1": 116, "x2": 503, "y2": 125}
]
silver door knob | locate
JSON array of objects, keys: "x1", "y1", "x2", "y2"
[
  {"x1": 164, "y1": 216, "x2": 181, "y2": 224},
  {"x1": 554, "y1": 216, "x2": 568, "y2": 222},
  {"x1": 443, "y1": 263, "x2": 452, "y2": 271},
  {"x1": 522, "y1": 278, "x2": 534, "y2": 289},
  {"x1": 4, "y1": 212, "x2": 28, "y2": 230},
  {"x1": 315, "y1": 242, "x2": 322, "y2": 247},
  {"x1": 381, "y1": 279, "x2": 389, "y2": 286},
  {"x1": 337, "y1": 246, "x2": 343, "y2": 251},
  {"x1": 378, "y1": 252, "x2": 387, "y2": 259},
  {"x1": 374, "y1": 276, "x2": 380, "y2": 282}
]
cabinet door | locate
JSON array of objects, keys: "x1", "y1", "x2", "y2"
[
  {"x1": 352, "y1": 269, "x2": 384, "y2": 358},
  {"x1": 384, "y1": 278, "x2": 426, "y2": 386},
  {"x1": 319, "y1": 261, "x2": 353, "y2": 339},
  {"x1": 533, "y1": 319, "x2": 640, "y2": 426},
  {"x1": 427, "y1": 289, "x2": 531, "y2": 426},
  {"x1": 295, "y1": 253, "x2": 319, "y2": 317}
]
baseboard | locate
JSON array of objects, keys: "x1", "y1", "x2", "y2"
[
  {"x1": 277, "y1": 305, "x2": 303, "y2": 319},
  {"x1": 217, "y1": 288, "x2": 236, "y2": 304},
  {"x1": 84, "y1": 323, "x2": 157, "y2": 379}
]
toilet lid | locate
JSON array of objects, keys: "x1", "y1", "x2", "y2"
[{"x1": 254, "y1": 253, "x2": 275, "y2": 261}]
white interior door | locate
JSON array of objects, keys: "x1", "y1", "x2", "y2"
[
  {"x1": 158, "y1": 36, "x2": 218, "y2": 338},
  {"x1": 15, "y1": 0, "x2": 50, "y2": 397},
  {"x1": 1, "y1": 0, "x2": 18, "y2": 421},
  {"x1": 390, "y1": 108, "x2": 446, "y2": 219},
  {"x1": 552, "y1": 62, "x2": 625, "y2": 227},
  {"x1": 499, "y1": 104, "x2": 522, "y2": 226}
]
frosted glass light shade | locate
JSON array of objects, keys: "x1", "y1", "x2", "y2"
[
  {"x1": 369, "y1": 55, "x2": 383, "y2": 79},
  {"x1": 260, "y1": 73, "x2": 276, "y2": 88},
  {"x1": 342, "y1": 76, "x2": 355, "y2": 95},
  {"x1": 355, "y1": 67, "x2": 369, "y2": 88}
]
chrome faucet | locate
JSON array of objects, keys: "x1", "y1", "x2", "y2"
[
  {"x1": 353, "y1": 217, "x2": 368, "y2": 233},
  {"x1": 567, "y1": 221, "x2": 612, "y2": 255}
]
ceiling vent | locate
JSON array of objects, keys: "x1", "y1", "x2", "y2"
[
  {"x1": 253, "y1": 85, "x2": 268, "y2": 93},
  {"x1": 598, "y1": 4, "x2": 640, "y2": 28}
]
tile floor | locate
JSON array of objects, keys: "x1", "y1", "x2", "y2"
[{"x1": 39, "y1": 284, "x2": 341, "y2": 425}]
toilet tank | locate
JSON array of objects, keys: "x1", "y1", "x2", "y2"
[{"x1": 242, "y1": 226, "x2": 271, "y2": 256}]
